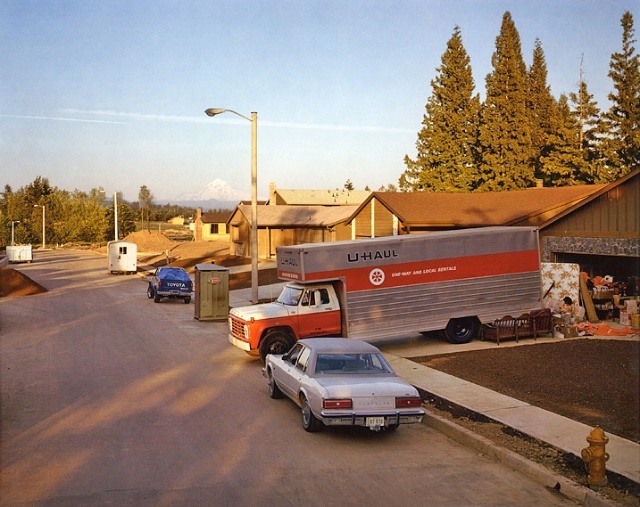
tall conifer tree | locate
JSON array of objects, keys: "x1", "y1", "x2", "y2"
[
  {"x1": 569, "y1": 80, "x2": 605, "y2": 183},
  {"x1": 539, "y1": 95, "x2": 588, "y2": 185},
  {"x1": 403, "y1": 26, "x2": 480, "y2": 192},
  {"x1": 603, "y1": 11, "x2": 640, "y2": 176},
  {"x1": 528, "y1": 39, "x2": 557, "y2": 182},
  {"x1": 477, "y1": 12, "x2": 534, "y2": 191}
]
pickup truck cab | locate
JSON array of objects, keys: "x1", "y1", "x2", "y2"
[
  {"x1": 147, "y1": 267, "x2": 193, "y2": 304},
  {"x1": 228, "y1": 282, "x2": 341, "y2": 361}
]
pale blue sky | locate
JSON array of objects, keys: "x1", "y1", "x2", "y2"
[{"x1": 1, "y1": 0, "x2": 636, "y2": 202}]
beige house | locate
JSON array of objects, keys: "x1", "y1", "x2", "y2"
[
  {"x1": 227, "y1": 204, "x2": 357, "y2": 258},
  {"x1": 193, "y1": 209, "x2": 232, "y2": 242},
  {"x1": 268, "y1": 183, "x2": 370, "y2": 206},
  {"x1": 167, "y1": 216, "x2": 185, "y2": 226}
]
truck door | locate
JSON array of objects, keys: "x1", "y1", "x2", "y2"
[{"x1": 298, "y1": 288, "x2": 341, "y2": 337}]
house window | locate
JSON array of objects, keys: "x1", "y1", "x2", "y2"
[{"x1": 211, "y1": 223, "x2": 219, "y2": 234}]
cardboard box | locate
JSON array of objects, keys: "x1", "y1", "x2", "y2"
[
  {"x1": 620, "y1": 307, "x2": 629, "y2": 326},
  {"x1": 592, "y1": 290, "x2": 614, "y2": 300},
  {"x1": 559, "y1": 326, "x2": 579, "y2": 338}
]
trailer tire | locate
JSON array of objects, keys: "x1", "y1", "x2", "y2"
[
  {"x1": 260, "y1": 331, "x2": 294, "y2": 362},
  {"x1": 445, "y1": 317, "x2": 477, "y2": 344}
]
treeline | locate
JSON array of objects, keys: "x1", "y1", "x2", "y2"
[
  {"x1": 401, "y1": 11, "x2": 639, "y2": 192},
  {"x1": 0, "y1": 177, "x2": 221, "y2": 247}
]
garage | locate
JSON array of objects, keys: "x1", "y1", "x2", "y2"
[{"x1": 540, "y1": 169, "x2": 639, "y2": 297}]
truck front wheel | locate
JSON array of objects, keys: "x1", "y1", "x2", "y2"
[
  {"x1": 444, "y1": 317, "x2": 478, "y2": 344},
  {"x1": 260, "y1": 331, "x2": 294, "y2": 362}
]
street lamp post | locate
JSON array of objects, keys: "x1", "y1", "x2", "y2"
[
  {"x1": 34, "y1": 205, "x2": 45, "y2": 249},
  {"x1": 99, "y1": 190, "x2": 119, "y2": 241},
  {"x1": 204, "y1": 108, "x2": 259, "y2": 305},
  {"x1": 11, "y1": 220, "x2": 20, "y2": 245}
]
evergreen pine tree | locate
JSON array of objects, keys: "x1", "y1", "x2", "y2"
[
  {"x1": 528, "y1": 39, "x2": 557, "y2": 181},
  {"x1": 478, "y1": 11, "x2": 534, "y2": 191},
  {"x1": 603, "y1": 11, "x2": 640, "y2": 177},
  {"x1": 403, "y1": 26, "x2": 480, "y2": 192},
  {"x1": 539, "y1": 95, "x2": 588, "y2": 185},
  {"x1": 569, "y1": 80, "x2": 605, "y2": 183}
]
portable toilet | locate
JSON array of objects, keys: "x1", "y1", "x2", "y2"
[
  {"x1": 107, "y1": 240, "x2": 137, "y2": 274},
  {"x1": 194, "y1": 263, "x2": 229, "y2": 321}
]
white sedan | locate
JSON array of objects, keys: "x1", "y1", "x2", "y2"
[{"x1": 263, "y1": 338, "x2": 425, "y2": 432}]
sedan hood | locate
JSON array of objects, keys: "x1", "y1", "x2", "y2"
[
  {"x1": 230, "y1": 302, "x2": 291, "y2": 321},
  {"x1": 316, "y1": 376, "x2": 418, "y2": 398}
]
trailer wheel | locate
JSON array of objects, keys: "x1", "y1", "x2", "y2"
[
  {"x1": 260, "y1": 331, "x2": 294, "y2": 362},
  {"x1": 444, "y1": 317, "x2": 477, "y2": 344}
]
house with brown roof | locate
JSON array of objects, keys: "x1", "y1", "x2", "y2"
[
  {"x1": 193, "y1": 209, "x2": 232, "y2": 242},
  {"x1": 227, "y1": 204, "x2": 357, "y2": 257},
  {"x1": 227, "y1": 173, "x2": 639, "y2": 287},
  {"x1": 349, "y1": 172, "x2": 638, "y2": 283},
  {"x1": 534, "y1": 169, "x2": 638, "y2": 280},
  {"x1": 350, "y1": 184, "x2": 607, "y2": 237}
]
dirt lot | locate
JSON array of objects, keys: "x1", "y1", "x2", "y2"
[{"x1": 3, "y1": 234, "x2": 639, "y2": 504}]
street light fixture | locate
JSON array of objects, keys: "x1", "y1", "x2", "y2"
[
  {"x1": 204, "y1": 108, "x2": 259, "y2": 305},
  {"x1": 33, "y1": 205, "x2": 45, "y2": 249},
  {"x1": 11, "y1": 220, "x2": 20, "y2": 245}
]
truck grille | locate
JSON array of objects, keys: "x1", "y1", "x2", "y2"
[{"x1": 229, "y1": 315, "x2": 246, "y2": 339}]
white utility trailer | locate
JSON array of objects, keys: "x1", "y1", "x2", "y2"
[
  {"x1": 107, "y1": 240, "x2": 137, "y2": 274},
  {"x1": 6, "y1": 244, "x2": 33, "y2": 263}
]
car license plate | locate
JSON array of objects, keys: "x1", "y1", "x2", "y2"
[{"x1": 366, "y1": 417, "x2": 385, "y2": 428}]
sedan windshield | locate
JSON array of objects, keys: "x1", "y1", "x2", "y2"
[
  {"x1": 277, "y1": 286, "x2": 304, "y2": 306},
  {"x1": 314, "y1": 353, "x2": 394, "y2": 375}
]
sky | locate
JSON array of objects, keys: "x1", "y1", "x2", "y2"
[{"x1": 1, "y1": 0, "x2": 637, "y2": 203}]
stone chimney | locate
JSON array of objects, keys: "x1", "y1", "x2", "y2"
[{"x1": 195, "y1": 207, "x2": 203, "y2": 241}]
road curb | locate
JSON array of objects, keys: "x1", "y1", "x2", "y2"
[{"x1": 422, "y1": 411, "x2": 617, "y2": 507}]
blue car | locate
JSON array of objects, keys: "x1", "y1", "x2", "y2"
[{"x1": 147, "y1": 267, "x2": 193, "y2": 304}]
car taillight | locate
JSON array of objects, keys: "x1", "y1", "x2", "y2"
[
  {"x1": 323, "y1": 399, "x2": 352, "y2": 409},
  {"x1": 396, "y1": 397, "x2": 422, "y2": 408}
]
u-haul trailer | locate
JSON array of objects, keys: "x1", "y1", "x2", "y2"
[{"x1": 228, "y1": 226, "x2": 542, "y2": 361}]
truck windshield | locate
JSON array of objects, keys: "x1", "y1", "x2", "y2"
[{"x1": 277, "y1": 286, "x2": 304, "y2": 306}]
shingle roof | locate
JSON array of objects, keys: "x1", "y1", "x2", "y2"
[
  {"x1": 275, "y1": 189, "x2": 371, "y2": 205},
  {"x1": 368, "y1": 185, "x2": 607, "y2": 227},
  {"x1": 231, "y1": 205, "x2": 358, "y2": 227},
  {"x1": 201, "y1": 211, "x2": 232, "y2": 224}
]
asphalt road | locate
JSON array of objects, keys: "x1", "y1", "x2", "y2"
[{"x1": 1, "y1": 250, "x2": 579, "y2": 506}]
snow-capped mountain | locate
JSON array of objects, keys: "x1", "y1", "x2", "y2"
[{"x1": 177, "y1": 178, "x2": 246, "y2": 202}]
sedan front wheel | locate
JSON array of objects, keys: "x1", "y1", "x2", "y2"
[
  {"x1": 300, "y1": 394, "x2": 322, "y2": 432},
  {"x1": 268, "y1": 368, "x2": 283, "y2": 399}
]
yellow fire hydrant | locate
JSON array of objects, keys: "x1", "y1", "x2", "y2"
[{"x1": 581, "y1": 426, "x2": 609, "y2": 488}]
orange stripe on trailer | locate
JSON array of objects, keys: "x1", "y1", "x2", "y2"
[{"x1": 290, "y1": 250, "x2": 539, "y2": 292}]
